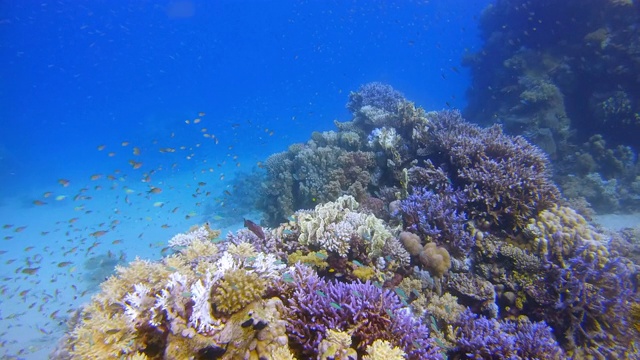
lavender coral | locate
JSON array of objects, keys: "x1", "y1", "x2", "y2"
[
  {"x1": 347, "y1": 82, "x2": 405, "y2": 114},
  {"x1": 397, "y1": 185, "x2": 472, "y2": 256},
  {"x1": 424, "y1": 110, "x2": 560, "y2": 231},
  {"x1": 282, "y1": 264, "x2": 443, "y2": 360},
  {"x1": 453, "y1": 309, "x2": 564, "y2": 359}
]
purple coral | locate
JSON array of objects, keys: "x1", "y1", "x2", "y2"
[
  {"x1": 426, "y1": 110, "x2": 560, "y2": 231},
  {"x1": 397, "y1": 185, "x2": 472, "y2": 256},
  {"x1": 454, "y1": 309, "x2": 564, "y2": 359},
  {"x1": 347, "y1": 82, "x2": 405, "y2": 113},
  {"x1": 552, "y1": 246, "x2": 635, "y2": 357},
  {"x1": 282, "y1": 264, "x2": 442, "y2": 359}
]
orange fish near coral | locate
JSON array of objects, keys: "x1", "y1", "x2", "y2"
[{"x1": 90, "y1": 230, "x2": 108, "y2": 238}]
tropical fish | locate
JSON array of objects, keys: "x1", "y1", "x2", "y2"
[
  {"x1": 21, "y1": 267, "x2": 40, "y2": 275},
  {"x1": 57, "y1": 262, "x2": 73, "y2": 268},
  {"x1": 244, "y1": 219, "x2": 265, "y2": 240},
  {"x1": 90, "y1": 230, "x2": 108, "y2": 238},
  {"x1": 148, "y1": 187, "x2": 162, "y2": 194},
  {"x1": 97, "y1": 145, "x2": 106, "y2": 151},
  {"x1": 58, "y1": 179, "x2": 70, "y2": 187},
  {"x1": 33, "y1": 200, "x2": 47, "y2": 206}
]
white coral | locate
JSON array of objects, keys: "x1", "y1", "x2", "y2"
[
  {"x1": 188, "y1": 273, "x2": 221, "y2": 333},
  {"x1": 168, "y1": 225, "x2": 211, "y2": 248},
  {"x1": 212, "y1": 252, "x2": 237, "y2": 281},
  {"x1": 252, "y1": 252, "x2": 286, "y2": 280},
  {"x1": 368, "y1": 126, "x2": 400, "y2": 150},
  {"x1": 124, "y1": 283, "x2": 155, "y2": 324}
]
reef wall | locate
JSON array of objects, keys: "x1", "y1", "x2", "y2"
[{"x1": 462, "y1": 0, "x2": 640, "y2": 212}]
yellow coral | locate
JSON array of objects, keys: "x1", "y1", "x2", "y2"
[
  {"x1": 631, "y1": 303, "x2": 640, "y2": 333},
  {"x1": 524, "y1": 205, "x2": 606, "y2": 267},
  {"x1": 212, "y1": 268, "x2": 267, "y2": 315},
  {"x1": 97, "y1": 258, "x2": 171, "y2": 306},
  {"x1": 352, "y1": 265, "x2": 376, "y2": 281},
  {"x1": 287, "y1": 250, "x2": 329, "y2": 270},
  {"x1": 318, "y1": 329, "x2": 358, "y2": 360},
  {"x1": 219, "y1": 298, "x2": 291, "y2": 360},
  {"x1": 227, "y1": 242, "x2": 258, "y2": 260},
  {"x1": 180, "y1": 238, "x2": 218, "y2": 262},
  {"x1": 69, "y1": 303, "x2": 138, "y2": 359},
  {"x1": 363, "y1": 339, "x2": 406, "y2": 360}
]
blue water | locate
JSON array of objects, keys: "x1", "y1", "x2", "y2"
[{"x1": 0, "y1": 0, "x2": 490, "y2": 357}]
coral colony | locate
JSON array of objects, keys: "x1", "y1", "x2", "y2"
[{"x1": 51, "y1": 81, "x2": 639, "y2": 360}]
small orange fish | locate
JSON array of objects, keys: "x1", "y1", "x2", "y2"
[
  {"x1": 21, "y1": 267, "x2": 40, "y2": 275},
  {"x1": 90, "y1": 230, "x2": 108, "y2": 238},
  {"x1": 194, "y1": 118, "x2": 201, "y2": 124},
  {"x1": 90, "y1": 174, "x2": 102, "y2": 181},
  {"x1": 58, "y1": 179, "x2": 70, "y2": 187},
  {"x1": 129, "y1": 160, "x2": 143, "y2": 169},
  {"x1": 33, "y1": 200, "x2": 47, "y2": 206}
]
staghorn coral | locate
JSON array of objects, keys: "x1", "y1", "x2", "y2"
[
  {"x1": 425, "y1": 110, "x2": 560, "y2": 231},
  {"x1": 397, "y1": 185, "x2": 472, "y2": 256},
  {"x1": 282, "y1": 264, "x2": 442, "y2": 360},
  {"x1": 453, "y1": 309, "x2": 564, "y2": 360}
]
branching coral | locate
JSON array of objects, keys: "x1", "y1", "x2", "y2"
[
  {"x1": 397, "y1": 185, "x2": 472, "y2": 256},
  {"x1": 421, "y1": 110, "x2": 559, "y2": 231},
  {"x1": 282, "y1": 264, "x2": 442, "y2": 360},
  {"x1": 453, "y1": 309, "x2": 564, "y2": 359}
]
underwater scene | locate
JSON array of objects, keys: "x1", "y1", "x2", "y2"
[{"x1": 1, "y1": 0, "x2": 639, "y2": 359}]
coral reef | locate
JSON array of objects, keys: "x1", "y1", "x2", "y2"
[
  {"x1": 463, "y1": 0, "x2": 640, "y2": 212},
  {"x1": 56, "y1": 85, "x2": 640, "y2": 360}
]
